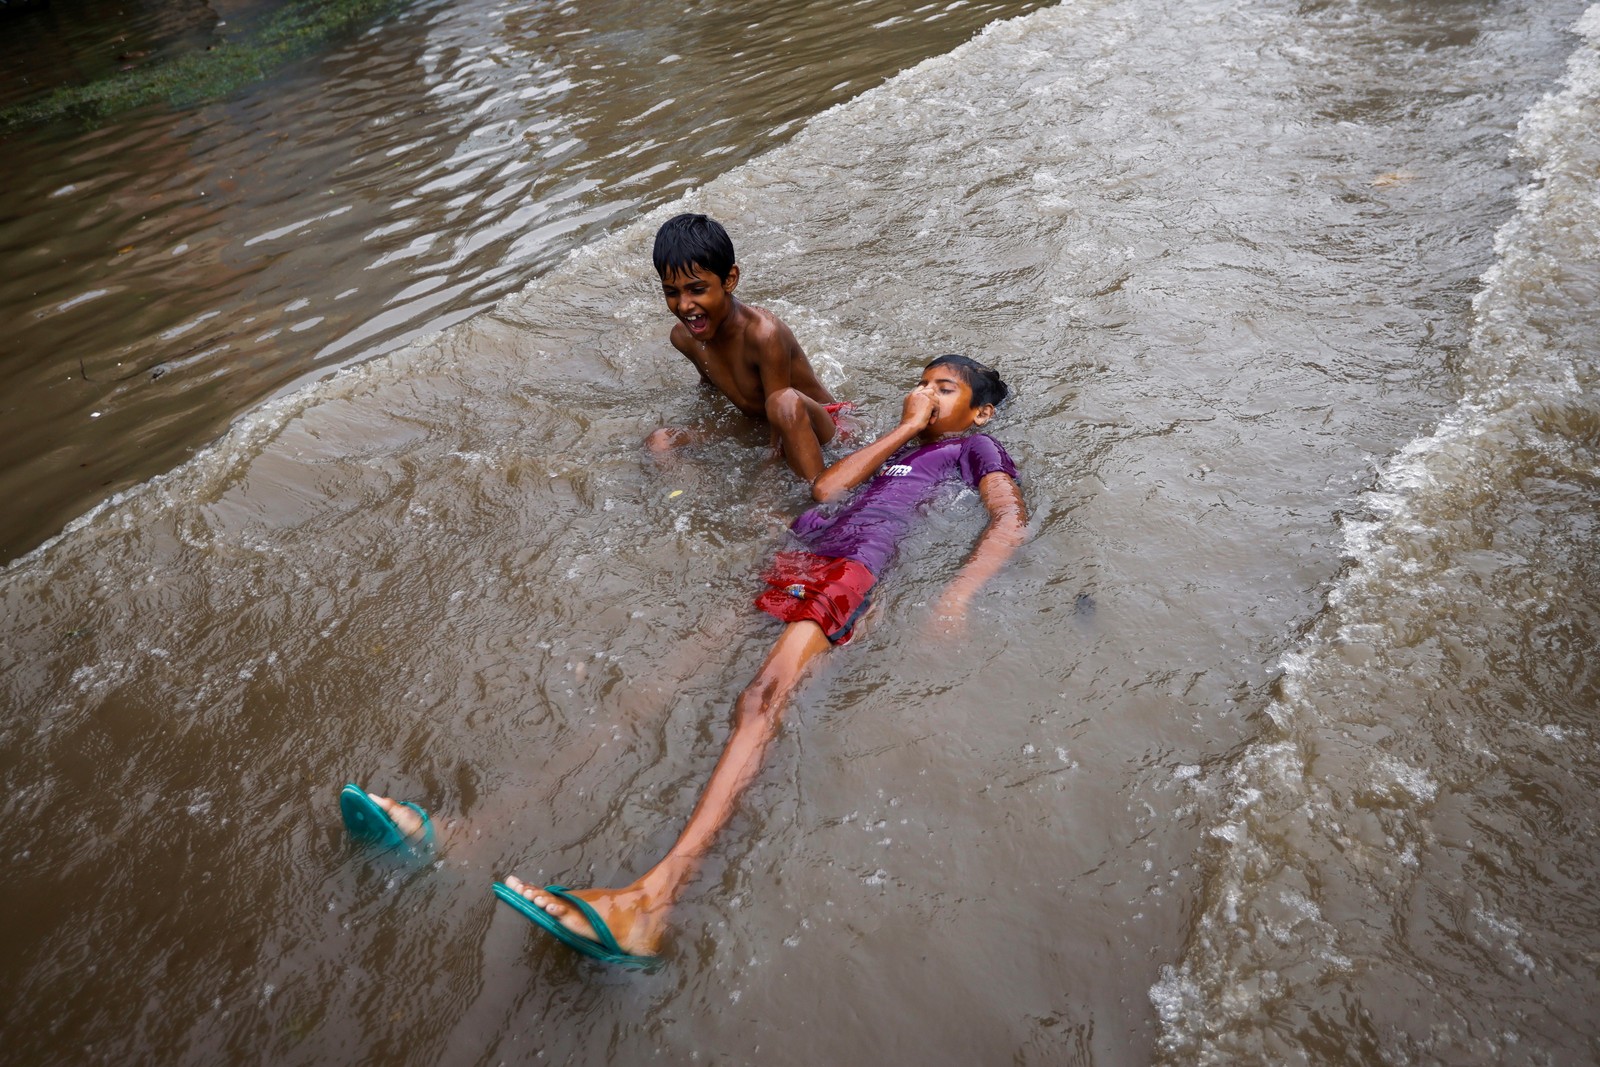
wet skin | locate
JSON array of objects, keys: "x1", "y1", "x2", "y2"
[
  {"x1": 507, "y1": 375, "x2": 1022, "y2": 956},
  {"x1": 498, "y1": 617, "x2": 834, "y2": 957},
  {"x1": 364, "y1": 371, "x2": 1026, "y2": 960},
  {"x1": 366, "y1": 793, "x2": 428, "y2": 842},
  {"x1": 651, "y1": 263, "x2": 838, "y2": 481},
  {"x1": 500, "y1": 876, "x2": 672, "y2": 957},
  {"x1": 362, "y1": 793, "x2": 661, "y2": 954}
]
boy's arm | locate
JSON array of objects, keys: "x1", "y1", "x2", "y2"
[
  {"x1": 754, "y1": 319, "x2": 798, "y2": 399},
  {"x1": 932, "y1": 471, "x2": 1027, "y2": 628},
  {"x1": 810, "y1": 389, "x2": 935, "y2": 503},
  {"x1": 754, "y1": 316, "x2": 837, "y2": 407}
]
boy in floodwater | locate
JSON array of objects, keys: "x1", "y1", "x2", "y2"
[
  {"x1": 644, "y1": 213, "x2": 850, "y2": 483},
  {"x1": 342, "y1": 355, "x2": 1025, "y2": 968}
]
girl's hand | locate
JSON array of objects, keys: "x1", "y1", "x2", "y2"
[
  {"x1": 925, "y1": 578, "x2": 975, "y2": 639},
  {"x1": 901, "y1": 386, "x2": 936, "y2": 429}
]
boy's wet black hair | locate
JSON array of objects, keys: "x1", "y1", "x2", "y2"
[
  {"x1": 925, "y1": 354, "x2": 1009, "y2": 408},
  {"x1": 653, "y1": 213, "x2": 736, "y2": 282}
]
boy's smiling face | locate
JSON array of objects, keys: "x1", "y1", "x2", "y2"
[
  {"x1": 661, "y1": 263, "x2": 739, "y2": 343},
  {"x1": 917, "y1": 364, "x2": 995, "y2": 441}
]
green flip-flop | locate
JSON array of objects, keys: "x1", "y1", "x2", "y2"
[
  {"x1": 339, "y1": 783, "x2": 434, "y2": 860},
  {"x1": 492, "y1": 882, "x2": 661, "y2": 971}
]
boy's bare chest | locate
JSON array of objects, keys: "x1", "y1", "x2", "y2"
[{"x1": 687, "y1": 346, "x2": 763, "y2": 404}]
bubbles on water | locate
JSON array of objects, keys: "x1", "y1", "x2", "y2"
[
  {"x1": 1370, "y1": 753, "x2": 1438, "y2": 805},
  {"x1": 70, "y1": 661, "x2": 132, "y2": 694},
  {"x1": 1471, "y1": 907, "x2": 1537, "y2": 973},
  {"x1": 1148, "y1": 964, "x2": 1203, "y2": 1038}
]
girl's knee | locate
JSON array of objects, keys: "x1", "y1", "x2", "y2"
[{"x1": 731, "y1": 673, "x2": 789, "y2": 732}]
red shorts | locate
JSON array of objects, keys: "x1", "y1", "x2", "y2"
[
  {"x1": 825, "y1": 401, "x2": 857, "y2": 443},
  {"x1": 754, "y1": 552, "x2": 875, "y2": 644}
]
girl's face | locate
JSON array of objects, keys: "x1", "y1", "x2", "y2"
[{"x1": 916, "y1": 364, "x2": 994, "y2": 440}]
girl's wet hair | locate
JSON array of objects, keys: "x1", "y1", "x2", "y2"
[
  {"x1": 653, "y1": 213, "x2": 736, "y2": 281},
  {"x1": 925, "y1": 354, "x2": 1009, "y2": 408}
]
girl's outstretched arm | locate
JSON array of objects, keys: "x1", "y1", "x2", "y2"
[
  {"x1": 811, "y1": 387, "x2": 935, "y2": 503},
  {"x1": 932, "y1": 471, "x2": 1027, "y2": 630}
]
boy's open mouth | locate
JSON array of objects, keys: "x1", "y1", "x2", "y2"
[{"x1": 684, "y1": 313, "x2": 709, "y2": 335}]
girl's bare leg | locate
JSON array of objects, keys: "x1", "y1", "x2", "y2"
[{"x1": 501, "y1": 619, "x2": 832, "y2": 957}]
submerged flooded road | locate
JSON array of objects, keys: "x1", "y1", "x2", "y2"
[{"x1": 4, "y1": 0, "x2": 1600, "y2": 1064}]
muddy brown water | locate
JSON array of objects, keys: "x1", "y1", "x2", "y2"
[
  {"x1": 0, "y1": 0, "x2": 1050, "y2": 563},
  {"x1": 4, "y1": 0, "x2": 1600, "y2": 1064}
]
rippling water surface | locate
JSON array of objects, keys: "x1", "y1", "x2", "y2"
[
  {"x1": 4, "y1": 0, "x2": 1600, "y2": 1064},
  {"x1": 0, "y1": 0, "x2": 1048, "y2": 560}
]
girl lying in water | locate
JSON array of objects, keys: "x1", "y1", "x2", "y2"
[{"x1": 340, "y1": 355, "x2": 1026, "y2": 969}]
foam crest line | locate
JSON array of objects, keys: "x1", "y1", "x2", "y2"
[{"x1": 1153, "y1": 5, "x2": 1600, "y2": 1060}]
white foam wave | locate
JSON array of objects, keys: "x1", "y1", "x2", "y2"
[{"x1": 1157, "y1": 5, "x2": 1600, "y2": 1059}]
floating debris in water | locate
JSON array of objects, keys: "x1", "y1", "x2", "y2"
[{"x1": 1371, "y1": 170, "x2": 1422, "y2": 186}]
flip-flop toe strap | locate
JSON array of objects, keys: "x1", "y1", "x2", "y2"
[
  {"x1": 540, "y1": 885, "x2": 625, "y2": 955},
  {"x1": 398, "y1": 802, "x2": 434, "y2": 849}
]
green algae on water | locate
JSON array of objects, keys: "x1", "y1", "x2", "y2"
[{"x1": 0, "y1": 0, "x2": 416, "y2": 132}]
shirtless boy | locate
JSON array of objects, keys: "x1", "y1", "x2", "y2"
[
  {"x1": 341, "y1": 355, "x2": 1025, "y2": 969},
  {"x1": 645, "y1": 213, "x2": 847, "y2": 482}
]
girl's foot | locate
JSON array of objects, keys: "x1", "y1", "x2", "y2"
[
  {"x1": 339, "y1": 784, "x2": 434, "y2": 856},
  {"x1": 500, "y1": 875, "x2": 669, "y2": 958}
]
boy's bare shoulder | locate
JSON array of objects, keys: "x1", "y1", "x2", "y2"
[{"x1": 738, "y1": 302, "x2": 801, "y2": 358}]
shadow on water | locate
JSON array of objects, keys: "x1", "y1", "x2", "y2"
[
  {"x1": 0, "y1": 0, "x2": 417, "y2": 128},
  {"x1": 0, "y1": 0, "x2": 222, "y2": 112}
]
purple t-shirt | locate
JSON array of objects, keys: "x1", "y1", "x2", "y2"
[{"x1": 789, "y1": 432, "x2": 1019, "y2": 576}]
